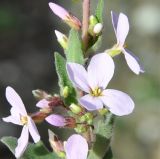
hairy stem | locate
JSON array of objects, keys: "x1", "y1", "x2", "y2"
[{"x1": 82, "y1": 0, "x2": 90, "y2": 51}]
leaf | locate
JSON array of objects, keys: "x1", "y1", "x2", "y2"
[
  {"x1": 55, "y1": 52, "x2": 77, "y2": 105},
  {"x1": 88, "y1": 113, "x2": 115, "y2": 159},
  {"x1": 103, "y1": 147, "x2": 114, "y2": 159},
  {"x1": 95, "y1": 0, "x2": 104, "y2": 23},
  {"x1": 1, "y1": 136, "x2": 59, "y2": 159},
  {"x1": 66, "y1": 29, "x2": 84, "y2": 64}
]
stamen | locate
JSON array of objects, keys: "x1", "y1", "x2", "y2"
[
  {"x1": 90, "y1": 87, "x2": 102, "y2": 97},
  {"x1": 20, "y1": 116, "x2": 28, "y2": 125}
]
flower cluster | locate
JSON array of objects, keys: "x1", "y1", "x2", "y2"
[{"x1": 1, "y1": 1, "x2": 144, "y2": 159}]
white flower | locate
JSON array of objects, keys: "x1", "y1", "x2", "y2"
[{"x1": 2, "y1": 86, "x2": 40, "y2": 158}]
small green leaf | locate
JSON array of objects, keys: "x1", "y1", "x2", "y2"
[
  {"x1": 88, "y1": 113, "x2": 115, "y2": 159},
  {"x1": 66, "y1": 29, "x2": 84, "y2": 64},
  {"x1": 1, "y1": 136, "x2": 59, "y2": 159},
  {"x1": 55, "y1": 52, "x2": 77, "y2": 105},
  {"x1": 95, "y1": 0, "x2": 104, "y2": 23}
]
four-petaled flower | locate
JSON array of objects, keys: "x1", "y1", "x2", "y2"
[
  {"x1": 64, "y1": 134, "x2": 88, "y2": 159},
  {"x1": 67, "y1": 53, "x2": 134, "y2": 116},
  {"x1": 108, "y1": 11, "x2": 144, "y2": 75},
  {"x1": 2, "y1": 86, "x2": 40, "y2": 158}
]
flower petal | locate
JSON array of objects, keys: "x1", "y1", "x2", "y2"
[
  {"x1": 2, "y1": 115, "x2": 21, "y2": 125},
  {"x1": 67, "y1": 63, "x2": 90, "y2": 92},
  {"x1": 65, "y1": 134, "x2": 88, "y2": 159},
  {"x1": 15, "y1": 125, "x2": 29, "y2": 158},
  {"x1": 6, "y1": 86, "x2": 27, "y2": 116},
  {"x1": 87, "y1": 53, "x2": 115, "y2": 89},
  {"x1": 28, "y1": 117, "x2": 40, "y2": 143},
  {"x1": 123, "y1": 49, "x2": 144, "y2": 75},
  {"x1": 117, "y1": 13, "x2": 129, "y2": 46},
  {"x1": 45, "y1": 114, "x2": 66, "y2": 127},
  {"x1": 111, "y1": 11, "x2": 119, "y2": 35},
  {"x1": 79, "y1": 94, "x2": 103, "y2": 111},
  {"x1": 49, "y1": 2, "x2": 69, "y2": 20},
  {"x1": 36, "y1": 99, "x2": 49, "y2": 108},
  {"x1": 100, "y1": 89, "x2": 134, "y2": 116}
]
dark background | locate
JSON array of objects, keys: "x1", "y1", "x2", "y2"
[{"x1": 0, "y1": 0, "x2": 160, "y2": 158}]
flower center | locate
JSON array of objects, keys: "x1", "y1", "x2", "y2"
[
  {"x1": 90, "y1": 87, "x2": 102, "y2": 97},
  {"x1": 20, "y1": 116, "x2": 28, "y2": 125}
]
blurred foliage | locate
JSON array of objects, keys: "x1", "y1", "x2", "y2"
[{"x1": 0, "y1": 0, "x2": 160, "y2": 159}]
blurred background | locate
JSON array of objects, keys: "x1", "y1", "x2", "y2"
[{"x1": 0, "y1": 0, "x2": 160, "y2": 158}]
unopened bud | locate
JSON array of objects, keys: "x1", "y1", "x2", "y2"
[
  {"x1": 74, "y1": 124, "x2": 87, "y2": 133},
  {"x1": 93, "y1": 23, "x2": 103, "y2": 35},
  {"x1": 32, "y1": 89, "x2": 51, "y2": 100},
  {"x1": 69, "y1": 103, "x2": 82, "y2": 114},
  {"x1": 89, "y1": 15, "x2": 98, "y2": 26},
  {"x1": 49, "y1": 3, "x2": 81, "y2": 30},
  {"x1": 55, "y1": 30, "x2": 68, "y2": 49},
  {"x1": 62, "y1": 86, "x2": 69, "y2": 98},
  {"x1": 98, "y1": 108, "x2": 108, "y2": 116},
  {"x1": 48, "y1": 129, "x2": 65, "y2": 157}
]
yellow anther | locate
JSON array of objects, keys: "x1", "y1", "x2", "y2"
[
  {"x1": 90, "y1": 87, "x2": 102, "y2": 97},
  {"x1": 20, "y1": 116, "x2": 28, "y2": 125}
]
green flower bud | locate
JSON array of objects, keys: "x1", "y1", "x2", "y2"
[
  {"x1": 62, "y1": 86, "x2": 69, "y2": 98},
  {"x1": 69, "y1": 103, "x2": 82, "y2": 114},
  {"x1": 89, "y1": 15, "x2": 98, "y2": 26},
  {"x1": 57, "y1": 151, "x2": 65, "y2": 158},
  {"x1": 98, "y1": 108, "x2": 108, "y2": 116},
  {"x1": 55, "y1": 30, "x2": 68, "y2": 49},
  {"x1": 74, "y1": 124, "x2": 87, "y2": 133}
]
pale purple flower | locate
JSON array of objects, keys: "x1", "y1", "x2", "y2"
[
  {"x1": 48, "y1": 2, "x2": 81, "y2": 30},
  {"x1": 64, "y1": 134, "x2": 88, "y2": 159},
  {"x1": 2, "y1": 86, "x2": 40, "y2": 158},
  {"x1": 67, "y1": 53, "x2": 134, "y2": 116},
  {"x1": 45, "y1": 114, "x2": 66, "y2": 127},
  {"x1": 111, "y1": 11, "x2": 144, "y2": 75}
]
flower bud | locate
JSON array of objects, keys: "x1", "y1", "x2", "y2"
[
  {"x1": 89, "y1": 15, "x2": 98, "y2": 26},
  {"x1": 93, "y1": 23, "x2": 103, "y2": 35},
  {"x1": 48, "y1": 129, "x2": 65, "y2": 157},
  {"x1": 55, "y1": 30, "x2": 68, "y2": 49},
  {"x1": 62, "y1": 86, "x2": 69, "y2": 98},
  {"x1": 32, "y1": 89, "x2": 51, "y2": 100},
  {"x1": 69, "y1": 103, "x2": 82, "y2": 114},
  {"x1": 80, "y1": 112, "x2": 93, "y2": 125},
  {"x1": 74, "y1": 124, "x2": 87, "y2": 133},
  {"x1": 49, "y1": 3, "x2": 81, "y2": 30},
  {"x1": 98, "y1": 108, "x2": 108, "y2": 116}
]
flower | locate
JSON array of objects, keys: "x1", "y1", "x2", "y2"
[
  {"x1": 2, "y1": 86, "x2": 40, "y2": 158},
  {"x1": 67, "y1": 53, "x2": 134, "y2": 116},
  {"x1": 49, "y1": 2, "x2": 81, "y2": 30},
  {"x1": 107, "y1": 11, "x2": 144, "y2": 75},
  {"x1": 64, "y1": 134, "x2": 88, "y2": 159}
]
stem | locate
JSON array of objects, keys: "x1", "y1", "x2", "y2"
[{"x1": 82, "y1": 0, "x2": 90, "y2": 51}]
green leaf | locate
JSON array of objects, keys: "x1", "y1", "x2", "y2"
[
  {"x1": 55, "y1": 52, "x2": 77, "y2": 105},
  {"x1": 1, "y1": 136, "x2": 59, "y2": 159},
  {"x1": 66, "y1": 29, "x2": 84, "y2": 64},
  {"x1": 88, "y1": 113, "x2": 115, "y2": 159},
  {"x1": 95, "y1": 0, "x2": 104, "y2": 23},
  {"x1": 103, "y1": 147, "x2": 114, "y2": 159}
]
